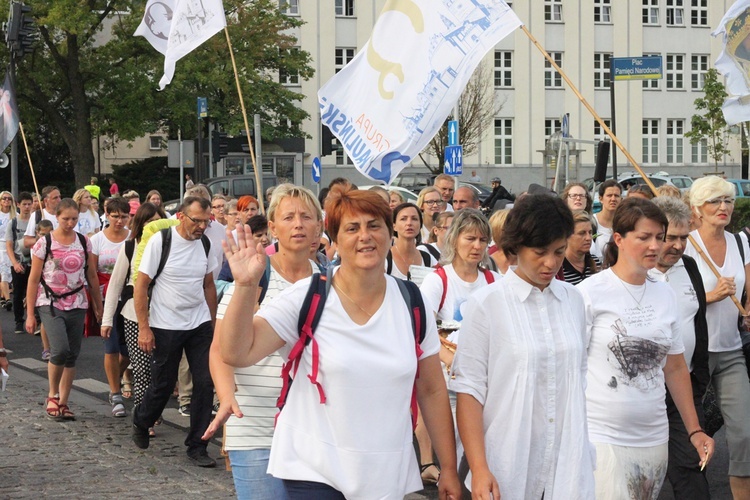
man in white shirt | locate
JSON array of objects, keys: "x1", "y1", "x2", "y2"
[
  {"x1": 23, "y1": 186, "x2": 61, "y2": 249},
  {"x1": 592, "y1": 179, "x2": 622, "y2": 258},
  {"x1": 468, "y1": 170, "x2": 481, "y2": 182},
  {"x1": 131, "y1": 197, "x2": 219, "y2": 467},
  {"x1": 649, "y1": 196, "x2": 710, "y2": 500}
]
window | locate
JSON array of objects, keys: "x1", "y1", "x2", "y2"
[
  {"x1": 494, "y1": 51, "x2": 512, "y2": 88},
  {"x1": 690, "y1": 0, "x2": 707, "y2": 26},
  {"x1": 494, "y1": 119, "x2": 513, "y2": 165},
  {"x1": 279, "y1": 48, "x2": 300, "y2": 85},
  {"x1": 335, "y1": 48, "x2": 355, "y2": 73},
  {"x1": 545, "y1": 52, "x2": 563, "y2": 88},
  {"x1": 642, "y1": 119, "x2": 659, "y2": 165},
  {"x1": 545, "y1": 0, "x2": 563, "y2": 22},
  {"x1": 335, "y1": 139, "x2": 353, "y2": 165},
  {"x1": 594, "y1": 0, "x2": 612, "y2": 23},
  {"x1": 545, "y1": 119, "x2": 562, "y2": 139},
  {"x1": 642, "y1": 54, "x2": 660, "y2": 89},
  {"x1": 593, "y1": 119, "x2": 612, "y2": 143},
  {"x1": 279, "y1": 0, "x2": 299, "y2": 15},
  {"x1": 643, "y1": 0, "x2": 659, "y2": 25},
  {"x1": 666, "y1": 54, "x2": 684, "y2": 90},
  {"x1": 666, "y1": 0, "x2": 684, "y2": 26},
  {"x1": 335, "y1": 0, "x2": 354, "y2": 17},
  {"x1": 594, "y1": 53, "x2": 611, "y2": 89},
  {"x1": 666, "y1": 119, "x2": 684, "y2": 164},
  {"x1": 149, "y1": 136, "x2": 162, "y2": 150},
  {"x1": 692, "y1": 138, "x2": 708, "y2": 164},
  {"x1": 691, "y1": 54, "x2": 708, "y2": 90}
]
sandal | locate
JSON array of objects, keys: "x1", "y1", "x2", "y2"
[
  {"x1": 58, "y1": 403, "x2": 75, "y2": 421},
  {"x1": 148, "y1": 427, "x2": 156, "y2": 437},
  {"x1": 46, "y1": 396, "x2": 62, "y2": 420},
  {"x1": 121, "y1": 379, "x2": 133, "y2": 399},
  {"x1": 420, "y1": 463, "x2": 440, "y2": 485}
]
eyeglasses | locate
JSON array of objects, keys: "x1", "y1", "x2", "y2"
[
  {"x1": 1, "y1": 196, "x2": 12, "y2": 201},
  {"x1": 227, "y1": 211, "x2": 238, "y2": 217},
  {"x1": 423, "y1": 200, "x2": 445, "y2": 206},
  {"x1": 183, "y1": 213, "x2": 212, "y2": 227},
  {"x1": 567, "y1": 193, "x2": 586, "y2": 200},
  {"x1": 705, "y1": 197, "x2": 735, "y2": 207},
  {"x1": 212, "y1": 205, "x2": 225, "y2": 210}
]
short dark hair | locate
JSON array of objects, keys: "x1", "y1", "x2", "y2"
[
  {"x1": 42, "y1": 185, "x2": 60, "y2": 200},
  {"x1": 105, "y1": 197, "x2": 130, "y2": 214},
  {"x1": 17, "y1": 191, "x2": 33, "y2": 203},
  {"x1": 179, "y1": 196, "x2": 211, "y2": 213},
  {"x1": 603, "y1": 197, "x2": 668, "y2": 267},
  {"x1": 392, "y1": 202, "x2": 423, "y2": 240},
  {"x1": 598, "y1": 179, "x2": 623, "y2": 197},
  {"x1": 501, "y1": 194, "x2": 574, "y2": 257},
  {"x1": 246, "y1": 214, "x2": 268, "y2": 234}
]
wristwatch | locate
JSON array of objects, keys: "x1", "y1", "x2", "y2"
[{"x1": 0, "y1": 349, "x2": 6, "y2": 357}]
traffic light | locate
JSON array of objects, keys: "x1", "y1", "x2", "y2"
[
  {"x1": 211, "y1": 130, "x2": 229, "y2": 163},
  {"x1": 321, "y1": 124, "x2": 334, "y2": 156},
  {"x1": 594, "y1": 140, "x2": 610, "y2": 182},
  {"x1": 3, "y1": 2, "x2": 36, "y2": 60}
]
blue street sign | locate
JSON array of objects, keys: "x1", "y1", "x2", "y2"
[
  {"x1": 561, "y1": 114, "x2": 569, "y2": 138},
  {"x1": 447, "y1": 120, "x2": 459, "y2": 147},
  {"x1": 311, "y1": 157, "x2": 322, "y2": 184},
  {"x1": 197, "y1": 97, "x2": 208, "y2": 118},
  {"x1": 444, "y1": 145, "x2": 463, "y2": 176},
  {"x1": 611, "y1": 56, "x2": 663, "y2": 81}
]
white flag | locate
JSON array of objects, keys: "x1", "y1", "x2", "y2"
[
  {"x1": 318, "y1": 0, "x2": 521, "y2": 184},
  {"x1": 135, "y1": 0, "x2": 226, "y2": 90},
  {"x1": 713, "y1": 0, "x2": 750, "y2": 124}
]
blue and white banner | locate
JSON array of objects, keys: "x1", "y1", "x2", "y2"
[
  {"x1": 713, "y1": 0, "x2": 750, "y2": 124},
  {"x1": 318, "y1": 0, "x2": 521, "y2": 184}
]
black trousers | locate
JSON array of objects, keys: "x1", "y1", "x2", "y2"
[
  {"x1": 133, "y1": 321, "x2": 214, "y2": 453},
  {"x1": 665, "y1": 391, "x2": 710, "y2": 500},
  {"x1": 11, "y1": 265, "x2": 29, "y2": 325}
]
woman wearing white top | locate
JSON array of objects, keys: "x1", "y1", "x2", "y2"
[
  {"x1": 203, "y1": 184, "x2": 322, "y2": 499},
  {"x1": 387, "y1": 202, "x2": 436, "y2": 281},
  {"x1": 417, "y1": 186, "x2": 446, "y2": 243},
  {"x1": 418, "y1": 211, "x2": 454, "y2": 263},
  {"x1": 218, "y1": 186, "x2": 461, "y2": 499},
  {"x1": 0, "y1": 191, "x2": 16, "y2": 309},
  {"x1": 684, "y1": 175, "x2": 750, "y2": 498},
  {"x1": 452, "y1": 194, "x2": 595, "y2": 500},
  {"x1": 578, "y1": 198, "x2": 714, "y2": 499},
  {"x1": 73, "y1": 188, "x2": 100, "y2": 237}
]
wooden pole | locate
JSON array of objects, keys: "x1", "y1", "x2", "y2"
[
  {"x1": 521, "y1": 25, "x2": 746, "y2": 315},
  {"x1": 224, "y1": 27, "x2": 265, "y2": 215},
  {"x1": 18, "y1": 123, "x2": 41, "y2": 207}
]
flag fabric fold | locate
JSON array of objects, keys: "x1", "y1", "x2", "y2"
[
  {"x1": 318, "y1": 0, "x2": 521, "y2": 184},
  {"x1": 713, "y1": 0, "x2": 750, "y2": 125},
  {"x1": 0, "y1": 70, "x2": 19, "y2": 152},
  {"x1": 135, "y1": 0, "x2": 226, "y2": 90}
]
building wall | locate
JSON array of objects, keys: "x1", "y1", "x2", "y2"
[{"x1": 290, "y1": 0, "x2": 742, "y2": 194}]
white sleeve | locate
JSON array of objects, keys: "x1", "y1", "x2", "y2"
[
  {"x1": 448, "y1": 292, "x2": 490, "y2": 405},
  {"x1": 102, "y1": 244, "x2": 129, "y2": 328},
  {"x1": 419, "y1": 270, "x2": 443, "y2": 316},
  {"x1": 23, "y1": 212, "x2": 37, "y2": 238},
  {"x1": 665, "y1": 286, "x2": 685, "y2": 355}
]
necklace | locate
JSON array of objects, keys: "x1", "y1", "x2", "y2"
[
  {"x1": 393, "y1": 245, "x2": 419, "y2": 270},
  {"x1": 333, "y1": 276, "x2": 374, "y2": 318},
  {"x1": 613, "y1": 271, "x2": 648, "y2": 309}
]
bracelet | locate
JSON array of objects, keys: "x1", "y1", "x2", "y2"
[{"x1": 688, "y1": 429, "x2": 706, "y2": 440}]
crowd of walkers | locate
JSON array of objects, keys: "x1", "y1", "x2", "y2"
[{"x1": 1, "y1": 172, "x2": 750, "y2": 499}]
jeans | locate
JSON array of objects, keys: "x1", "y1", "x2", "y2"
[
  {"x1": 228, "y1": 449, "x2": 287, "y2": 500},
  {"x1": 133, "y1": 321, "x2": 214, "y2": 454},
  {"x1": 283, "y1": 480, "x2": 345, "y2": 500}
]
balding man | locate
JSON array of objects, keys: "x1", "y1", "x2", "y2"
[{"x1": 452, "y1": 186, "x2": 480, "y2": 210}]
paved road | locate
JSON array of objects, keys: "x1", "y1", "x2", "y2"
[{"x1": 0, "y1": 305, "x2": 733, "y2": 498}]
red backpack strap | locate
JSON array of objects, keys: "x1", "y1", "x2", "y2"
[
  {"x1": 481, "y1": 267, "x2": 495, "y2": 284},
  {"x1": 395, "y1": 278, "x2": 426, "y2": 431},
  {"x1": 436, "y1": 265, "x2": 448, "y2": 312}
]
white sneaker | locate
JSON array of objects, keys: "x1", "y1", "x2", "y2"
[{"x1": 109, "y1": 393, "x2": 126, "y2": 418}]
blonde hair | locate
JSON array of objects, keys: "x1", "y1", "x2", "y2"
[
  {"x1": 489, "y1": 209, "x2": 510, "y2": 248},
  {"x1": 73, "y1": 188, "x2": 97, "y2": 219},
  {"x1": 267, "y1": 183, "x2": 323, "y2": 223},
  {"x1": 688, "y1": 176, "x2": 734, "y2": 208},
  {"x1": 0, "y1": 191, "x2": 15, "y2": 219},
  {"x1": 655, "y1": 185, "x2": 682, "y2": 198},
  {"x1": 416, "y1": 186, "x2": 441, "y2": 209}
]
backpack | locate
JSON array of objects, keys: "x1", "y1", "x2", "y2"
[
  {"x1": 276, "y1": 266, "x2": 427, "y2": 430},
  {"x1": 435, "y1": 265, "x2": 495, "y2": 312},
  {"x1": 386, "y1": 248, "x2": 432, "y2": 280},
  {"x1": 39, "y1": 232, "x2": 89, "y2": 314}
]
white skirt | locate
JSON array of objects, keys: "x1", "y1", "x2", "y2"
[{"x1": 593, "y1": 441, "x2": 668, "y2": 500}]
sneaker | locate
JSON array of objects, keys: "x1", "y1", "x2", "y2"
[
  {"x1": 41, "y1": 349, "x2": 50, "y2": 362},
  {"x1": 109, "y1": 393, "x2": 127, "y2": 418},
  {"x1": 132, "y1": 423, "x2": 150, "y2": 449},
  {"x1": 15, "y1": 323, "x2": 23, "y2": 334},
  {"x1": 212, "y1": 402, "x2": 219, "y2": 415},
  {"x1": 187, "y1": 449, "x2": 216, "y2": 468},
  {"x1": 34, "y1": 325, "x2": 41, "y2": 336},
  {"x1": 178, "y1": 404, "x2": 191, "y2": 417}
]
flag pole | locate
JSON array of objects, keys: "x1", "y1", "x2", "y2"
[
  {"x1": 224, "y1": 27, "x2": 265, "y2": 215},
  {"x1": 18, "y1": 122, "x2": 41, "y2": 206},
  {"x1": 520, "y1": 25, "x2": 747, "y2": 315}
]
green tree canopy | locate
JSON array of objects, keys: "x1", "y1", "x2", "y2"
[{"x1": 685, "y1": 67, "x2": 730, "y2": 173}]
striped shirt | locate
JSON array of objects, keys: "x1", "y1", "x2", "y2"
[{"x1": 561, "y1": 254, "x2": 601, "y2": 286}]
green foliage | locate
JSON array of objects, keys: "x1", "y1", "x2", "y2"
[
  {"x1": 111, "y1": 157, "x2": 180, "y2": 202},
  {"x1": 729, "y1": 198, "x2": 750, "y2": 233},
  {"x1": 685, "y1": 68, "x2": 730, "y2": 173}
]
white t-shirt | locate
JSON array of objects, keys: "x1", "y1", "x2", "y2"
[
  {"x1": 138, "y1": 227, "x2": 218, "y2": 330},
  {"x1": 420, "y1": 264, "x2": 500, "y2": 324},
  {"x1": 592, "y1": 213, "x2": 612, "y2": 258},
  {"x1": 684, "y1": 230, "x2": 749, "y2": 352},
  {"x1": 24, "y1": 209, "x2": 58, "y2": 236},
  {"x1": 219, "y1": 260, "x2": 319, "y2": 451},
  {"x1": 0, "y1": 211, "x2": 11, "y2": 244},
  {"x1": 386, "y1": 248, "x2": 437, "y2": 280},
  {"x1": 649, "y1": 260, "x2": 699, "y2": 371},
  {"x1": 577, "y1": 269, "x2": 684, "y2": 447},
  {"x1": 203, "y1": 220, "x2": 227, "y2": 280},
  {"x1": 90, "y1": 230, "x2": 130, "y2": 275},
  {"x1": 258, "y1": 272, "x2": 440, "y2": 498},
  {"x1": 76, "y1": 210, "x2": 99, "y2": 236},
  {"x1": 450, "y1": 271, "x2": 595, "y2": 499}
]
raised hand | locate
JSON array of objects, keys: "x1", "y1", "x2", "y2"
[{"x1": 223, "y1": 223, "x2": 267, "y2": 286}]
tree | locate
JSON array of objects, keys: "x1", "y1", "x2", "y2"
[
  {"x1": 419, "y1": 63, "x2": 500, "y2": 174},
  {"x1": 8, "y1": 0, "x2": 314, "y2": 188},
  {"x1": 685, "y1": 68, "x2": 730, "y2": 173}
]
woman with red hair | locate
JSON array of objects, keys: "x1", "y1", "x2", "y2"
[{"x1": 236, "y1": 195, "x2": 259, "y2": 225}]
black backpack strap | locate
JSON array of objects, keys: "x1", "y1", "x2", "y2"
[
  {"x1": 124, "y1": 239, "x2": 135, "y2": 284},
  {"x1": 200, "y1": 234, "x2": 210, "y2": 256},
  {"x1": 152, "y1": 228, "x2": 172, "y2": 284},
  {"x1": 77, "y1": 232, "x2": 88, "y2": 275},
  {"x1": 395, "y1": 277, "x2": 427, "y2": 430},
  {"x1": 736, "y1": 232, "x2": 745, "y2": 264},
  {"x1": 39, "y1": 233, "x2": 87, "y2": 315},
  {"x1": 386, "y1": 250, "x2": 393, "y2": 275},
  {"x1": 419, "y1": 249, "x2": 431, "y2": 267},
  {"x1": 10, "y1": 217, "x2": 17, "y2": 250},
  {"x1": 423, "y1": 243, "x2": 440, "y2": 262}
]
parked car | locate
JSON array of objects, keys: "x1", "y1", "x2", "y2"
[
  {"x1": 391, "y1": 172, "x2": 436, "y2": 193},
  {"x1": 204, "y1": 174, "x2": 279, "y2": 199},
  {"x1": 461, "y1": 181, "x2": 493, "y2": 203},
  {"x1": 584, "y1": 172, "x2": 693, "y2": 202},
  {"x1": 727, "y1": 179, "x2": 750, "y2": 198},
  {"x1": 360, "y1": 185, "x2": 419, "y2": 204}
]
